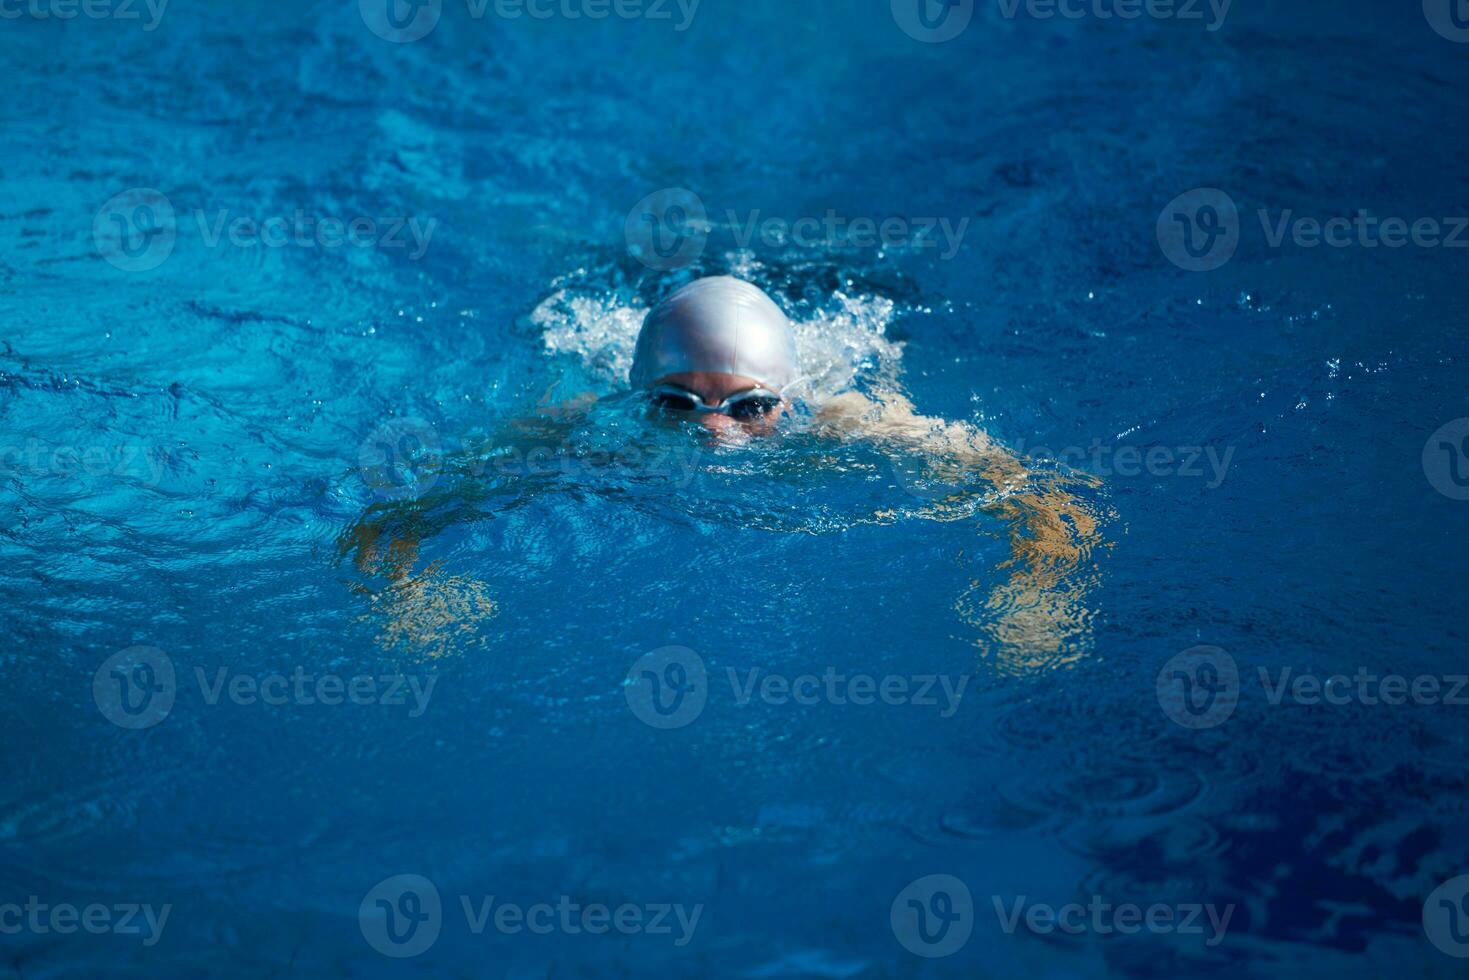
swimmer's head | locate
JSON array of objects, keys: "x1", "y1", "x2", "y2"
[
  {"x1": 630, "y1": 277, "x2": 799, "y2": 435},
  {"x1": 631, "y1": 277, "x2": 799, "y2": 392}
]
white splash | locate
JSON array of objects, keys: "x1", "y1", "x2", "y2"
[
  {"x1": 533, "y1": 288, "x2": 648, "y2": 384},
  {"x1": 531, "y1": 283, "x2": 904, "y2": 404}
]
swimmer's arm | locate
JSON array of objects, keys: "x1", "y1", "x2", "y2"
[
  {"x1": 816, "y1": 390, "x2": 1101, "y2": 658},
  {"x1": 341, "y1": 399, "x2": 598, "y2": 580},
  {"x1": 813, "y1": 390, "x2": 1026, "y2": 487},
  {"x1": 339, "y1": 402, "x2": 599, "y2": 655}
]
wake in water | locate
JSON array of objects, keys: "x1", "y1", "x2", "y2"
[
  {"x1": 533, "y1": 265, "x2": 906, "y2": 404},
  {"x1": 340, "y1": 255, "x2": 1111, "y2": 670}
]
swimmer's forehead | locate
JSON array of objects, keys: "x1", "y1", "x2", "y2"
[{"x1": 654, "y1": 374, "x2": 775, "y2": 396}]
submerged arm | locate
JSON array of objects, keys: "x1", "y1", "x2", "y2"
[
  {"x1": 338, "y1": 404, "x2": 594, "y2": 655},
  {"x1": 815, "y1": 389, "x2": 1105, "y2": 666}
]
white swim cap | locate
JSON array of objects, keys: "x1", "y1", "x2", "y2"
[{"x1": 630, "y1": 277, "x2": 800, "y2": 393}]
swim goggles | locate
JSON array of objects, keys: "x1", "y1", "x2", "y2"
[{"x1": 648, "y1": 384, "x2": 784, "y2": 420}]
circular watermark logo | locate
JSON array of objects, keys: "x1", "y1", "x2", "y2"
[
  {"x1": 1424, "y1": 0, "x2": 1469, "y2": 42},
  {"x1": 358, "y1": 417, "x2": 443, "y2": 502},
  {"x1": 360, "y1": 874, "x2": 443, "y2": 958},
  {"x1": 1157, "y1": 188, "x2": 1240, "y2": 272},
  {"x1": 891, "y1": 874, "x2": 973, "y2": 958},
  {"x1": 1423, "y1": 418, "x2": 1469, "y2": 501},
  {"x1": 93, "y1": 188, "x2": 176, "y2": 272},
  {"x1": 93, "y1": 646, "x2": 176, "y2": 730},
  {"x1": 891, "y1": 0, "x2": 975, "y2": 42},
  {"x1": 1424, "y1": 875, "x2": 1469, "y2": 957},
  {"x1": 360, "y1": 0, "x2": 442, "y2": 43},
  {"x1": 624, "y1": 646, "x2": 707, "y2": 729},
  {"x1": 1156, "y1": 645, "x2": 1239, "y2": 730},
  {"x1": 625, "y1": 188, "x2": 708, "y2": 271}
]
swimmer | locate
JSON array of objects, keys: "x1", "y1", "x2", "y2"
[
  {"x1": 342, "y1": 275, "x2": 1105, "y2": 664},
  {"x1": 630, "y1": 276, "x2": 1019, "y2": 461}
]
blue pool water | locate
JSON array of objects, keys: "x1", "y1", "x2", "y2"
[{"x1": 4, "y1": 1, "x2": 1469, "y2": 976}]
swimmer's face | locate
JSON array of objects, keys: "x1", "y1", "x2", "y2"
[{"x1": 647, "y1": 372, "x2": 787, "y2": 438}]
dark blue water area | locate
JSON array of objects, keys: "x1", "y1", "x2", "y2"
[{"x1": 3, "y1": 0, "x2": 1469, "y2": 976}]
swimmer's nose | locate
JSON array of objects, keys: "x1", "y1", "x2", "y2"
[{"x1": 699, "y1": 413, "x2": 740, "y2": 435}]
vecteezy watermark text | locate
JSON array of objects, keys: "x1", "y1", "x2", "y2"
[
  {"x1": 0, "y1": 0, "x2": 167, "y2": 30},
  {"x1": 467, "y1": 441, "x2": 701, "y2": 488},
  {"x1": 93, "y1": 188, "x2": 436, "y2": 272},
  {"x1": 994, "y1": 0, "x2": 1230, "y2": 30},
  {"x1": 1159, "y1": 188, "x2": 1469, "y2": 272},
  {"x1": 93, "y1": 646, "x2": 437, "y2": 730},
  {"x1": 359, "y1": 0, "x2": 700, "y2": 43},
  {"x1": 1158, "y1": 645, "x2": 1469, "y2": 730},
  {"x1": 357, "y1": 416, "x2": 706, "y2": 503},
  {"x1": 992, "y1": 895, "x2": 1235, "y2": 946},
  {"x1": 0, "y1": 899, "x2": 171, "y2": 946},
  {"x1": 727, "y1": 667, "x2": 969, "y2": 718},
  {"x1": 193, "y1": 210, "x2": 435, "y2": 260},
  {"x1": 890, "y1": 439, "x2": 1235, "y2": 504},
  {"x1": 1257, "y1": 667, "x2": 1469, "y2": 707},
  {"x1": 0, "y1": 441, "x2": 166, "y2": 485},
  {"x1": 358, "y1": 875, "x2": 702, "y2": 958},
  {"x1": 725, "y1": 209, "x2": 969, "y2": 261},
  {"x1": 889, "y1": 875, "x2": 1234, "y2": 958},
  {"x1": 1017, "y1": 439, "x2": 1234, "y2": 488},
  {"x1": 890, "y1": 0, "x2": 1229, "y2": 43},
  {"x1": 459, "y1": 896, "x2": 700, "y2": 945},
  {"x1": 624, "y1": 188, "x2": 969, "y2": 270},
  {"x1": 623, "y1": 647, "x2": 971, "y2": 729}
]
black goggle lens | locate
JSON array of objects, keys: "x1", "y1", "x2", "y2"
[
  {"x1": 728, "y1": 396, "x2": 782, "y2": 420},
  {"x1": 651, "y1": 393, "x2": 698, "y2": 413},
  {"x1": 650, "y1": 390, "x2": 783, "y2": 420}
]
